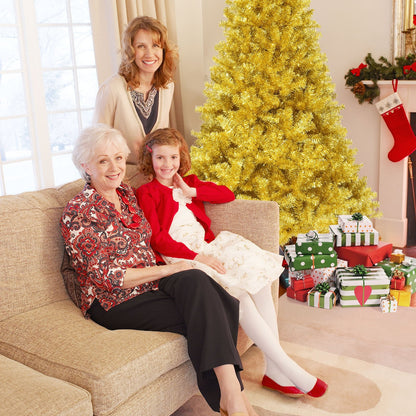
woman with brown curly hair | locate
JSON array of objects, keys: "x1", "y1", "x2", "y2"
[{"x1": 93, "y1": 16, "x2": 178, "y2": 173}]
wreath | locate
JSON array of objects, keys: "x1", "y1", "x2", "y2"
[{"x1": 345, "y1": 53, "x2": 416, "y2": 104}]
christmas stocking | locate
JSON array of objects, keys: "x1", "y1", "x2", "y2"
[{"x1": 376, "y1": 92, "x2": 416, "y2": 162}]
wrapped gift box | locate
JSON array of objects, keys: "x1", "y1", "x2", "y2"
[
  {"x1": 335, "y1": 267, "x2": 390, "y2": 307},
  {"x1": 329, "y1": 225, "x2": 379, "y2": 247},
  {"x1": 287, "y1": 286, "x2": 309, "y2": 302},
  {"x1": 338, "y1": 214, "x2": 374, "y2": 233},
  {"x1": 390, "y1": 288, "x2": 411, "y2": 306},
  {"x1": 380, "y1": 295, "x2": 398, "y2": 313},
  {"x1": 284, "y1": 245, "x2": 337, "y2": 271},
  {"x1": 390, "y1": 249, "x2": 405, "y2": 264},
  {"x1": 390, "y1": 276, "x2": 405, "y2": 290},
  {"x1": 290, "y1": 274, "x2": 315, "y2": 291},
  {"x1": 295, "y1": 231, "x2": 335, "y2": 255},
  {"x1": 335, "y1": 242, "x2": 392, "y2": 267},
  {"x1": 375, "y1": 256, "x2": 416, "y2": 293},
  {"x1": 308, "y1": 259, "x2": 348, "y2": 285},
  {"x1": 307, "y1": 286, "x2": 337, "y2": 309}
]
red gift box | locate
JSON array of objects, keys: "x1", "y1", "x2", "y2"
[
  {"x1": 390, "y1": 277, "x2": 405, "y2": 290},
  {"x1": 287, "y1": 287, "x2": 309, "y2": 302},
  {"x1": 334, "y1": 241, "x2": 392, "y2": 267},
  {"x1": 290, "y1": 275, "x2": 314, "y2": 291}
]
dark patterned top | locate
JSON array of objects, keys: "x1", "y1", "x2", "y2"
[
  {"x1": 60, "y1": 183, "x2": 159, "y2": 316},
  {"x1": 130, "y1": 87, "x2": 159, "y2": 134}
]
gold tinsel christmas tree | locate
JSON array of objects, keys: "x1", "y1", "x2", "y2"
[{"x1": 190, "y1": 0, "x2": 379, "y2": 244}]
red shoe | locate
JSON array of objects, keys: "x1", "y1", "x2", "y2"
[
  {"x1": 307, "y1": 378, "x2": 328, "y2": 397},
  {"x1": 261, "y1": 375, "x2": 304, "y2": 397}
]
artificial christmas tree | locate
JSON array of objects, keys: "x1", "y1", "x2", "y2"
[{"x1": 190, "y1": 0, "x2": 379, "y2": 244}]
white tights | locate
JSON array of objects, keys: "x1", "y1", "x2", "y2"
[{"x1": 238, "y1": 284, "x2": 316, "y2": 392}]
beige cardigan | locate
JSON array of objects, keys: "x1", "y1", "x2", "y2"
[{"x1": 93, "y1": 74, "x2": 174, "y2": 165}]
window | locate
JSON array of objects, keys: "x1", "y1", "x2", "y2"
[{"x1": 0, "y1": 0, "x2": 98, "y2": 195}]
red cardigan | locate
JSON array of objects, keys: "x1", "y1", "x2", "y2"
[{"x1": 136, "y1": 175, "x2": 235, "y2": 262}]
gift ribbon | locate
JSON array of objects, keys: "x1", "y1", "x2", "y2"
[
  {"x1": 306, "y1": 230, "x2": 319, "y2": 241},
  {"x1": 360, "y1": 276, "x2": 366, "y2": 306},
  {"x1": 350, "y1": 213, "x2": 363, "y2": 232}
]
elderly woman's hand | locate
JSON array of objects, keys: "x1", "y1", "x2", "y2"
[{"x1": 123, "y1": 261, "x2": 194, "y2": 289}]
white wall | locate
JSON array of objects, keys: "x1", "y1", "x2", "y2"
[
  {"x1": 310, "y1": 0, "x2": 392, "y2": 194},
  {"x1": 178, "y1": 0, "x2": 393, "y2": 196}
]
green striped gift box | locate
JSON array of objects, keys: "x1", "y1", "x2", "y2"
[
  {"x1": 335, "y1": 267, "x2": 390, "y2": 307},
  {"x1": 329, "y1": 225, "x2": 379, "y2": 247}
]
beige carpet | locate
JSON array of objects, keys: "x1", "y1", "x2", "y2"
[{"x1": 172, "y1": 294, "x2": 416, "y2": 415}]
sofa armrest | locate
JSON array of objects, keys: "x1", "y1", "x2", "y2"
[
  {"x1": 205, "y1": 199, "x2": 280, "y2": 254},
  {"x1": 205, "y1": 199, "x2": 281, "y2": 354}
]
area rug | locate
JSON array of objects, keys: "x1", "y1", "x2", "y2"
[{"x1": 172, "y1": 294, "x2": 416, "y2": 415}]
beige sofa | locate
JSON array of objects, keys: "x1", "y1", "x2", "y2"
[{"x1": 0, "y1": 179, "x2": 280, "y2": 416}]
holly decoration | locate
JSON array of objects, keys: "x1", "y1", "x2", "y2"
[{"x1": 345, "y1": 53, "x2": 416, "y2": 104}]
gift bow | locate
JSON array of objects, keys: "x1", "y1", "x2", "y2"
[
  {"x1": 392, "y1": 269, "x2": 405, "y2": 279},
  {"x1": 294, "y1": 272, "x2": 305, "y2": 281},
  {"x1": 351, "y1": 264, "x2": 368, "y2": 276},
  {"x1": 305, "y1": 230, "x2": 319, "y2": 241},
  {"x1": 315, "y1": 282, "x2": 330, "y2": 294},
  {"x1": 349, "y1": 213, "x2": 364, "y2": 232},
  {"x1": 350, "y1": 212, "x2": 363, "y2": 221},
  {"x1": 351, "y1": 63, "x2": 367, "y2": 76}
]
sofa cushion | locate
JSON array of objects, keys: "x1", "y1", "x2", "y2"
[
  {"x1": 0, "y1": 180, "x2": 84, "y2": 321},
  {"x1": 0, "y1": 354, "x2": 93, "y2": 416},
  {"x1": 0, "y1": 300, "x2": 190, "y2": 416}
]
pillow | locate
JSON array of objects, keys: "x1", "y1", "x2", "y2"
[{"x1": 60, "y1": 250, "x2": 82, "y2": 308}]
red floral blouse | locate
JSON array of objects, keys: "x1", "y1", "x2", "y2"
[{"x1": 60, "y1": 183, "x2": 159, "y2": 316}]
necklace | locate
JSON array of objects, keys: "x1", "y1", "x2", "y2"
[
  {"x1": 116, "y1": 189, "x2": 141, "y2": 229},
  {"x1": 129, "y1": 86, "x2": 157, "y2": 119}
]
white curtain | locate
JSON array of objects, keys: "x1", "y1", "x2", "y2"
[{"x1": 89, "y1": 0, "x2": 183, "y2": 132}]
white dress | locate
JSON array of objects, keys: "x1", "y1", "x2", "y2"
[{"x1": 162, "y1": 188, "x2": 283, "y2": 297}]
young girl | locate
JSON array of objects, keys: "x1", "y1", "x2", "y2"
[{"x1": 135, "y1": 128, "x2": 328, "y2": 399}]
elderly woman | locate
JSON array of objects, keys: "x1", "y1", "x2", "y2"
[{"x1": 60, "y1": 124, "x2": 255, "y2": 416}]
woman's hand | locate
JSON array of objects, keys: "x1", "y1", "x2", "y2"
[
  {"x1": 194, "y1": 253, "x2": 226, "y2": 274},
  {"x1": 173, "y1": 173, "x2": 196, "y2": 199},
  {"x1": 123, "y1": 261, "x2": 194, "y2": 288}
]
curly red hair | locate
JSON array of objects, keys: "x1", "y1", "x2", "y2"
[{"x1": 139, "y1": 128, "x2": 191, "y2": 177}]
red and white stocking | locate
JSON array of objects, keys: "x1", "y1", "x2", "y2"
[{"x1": 376, "y1": 91, "x2": 416, "y2": 162}]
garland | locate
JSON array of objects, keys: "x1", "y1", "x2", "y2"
[{"x1": 345, "y1": 53, "x2": 416, "y2": 104}]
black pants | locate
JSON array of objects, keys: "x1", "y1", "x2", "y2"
[{"x1": 88, "y1": 269, "x2": 243, "y2": 411}]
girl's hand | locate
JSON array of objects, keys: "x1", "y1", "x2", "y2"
[
  {"x1": 173, "y1": 174, "x2": 196, "y2": 199},
  {"x1": 194, "y1": 253, "x2": 226, "y2": 274}
]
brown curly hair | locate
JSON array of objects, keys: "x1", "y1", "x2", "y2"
[
  {"x1": 139, "y1": 128, "x2": 191, "y2": 177},
  {"x1": 118, "y1": 16, "x2": 178, "y2": 89}
]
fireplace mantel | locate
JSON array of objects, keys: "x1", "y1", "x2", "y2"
[{"x1": 374, "y1": 80, "x2": 415, "y2": 247}]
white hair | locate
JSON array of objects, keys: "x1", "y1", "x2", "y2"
[{"x1": 72, "y1": 124, "x2": 131, "y2": 182}]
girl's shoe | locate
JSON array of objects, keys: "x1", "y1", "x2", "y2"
[
  {"x1": 307, "y1": 378, "x2": 328, "y2": 397},
  {"x1": 261, "y1": 375, "x2": 304, "y2": 397}
]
